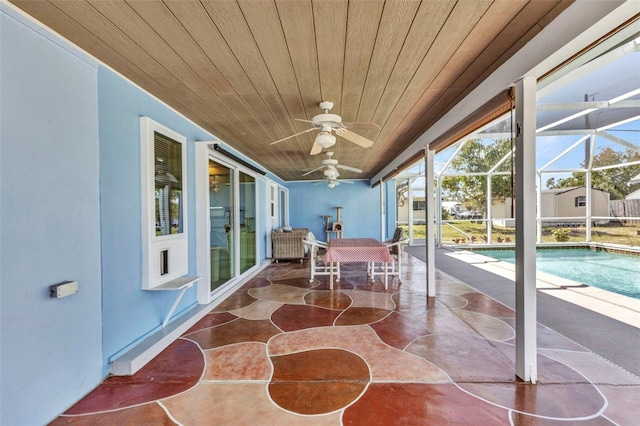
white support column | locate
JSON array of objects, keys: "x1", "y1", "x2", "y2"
[
  {"x1": 425, "y1": 148, "x2": 436, "y2": 297},
  {"x1": 486, "y1": 174, "x2": 492, "y2": 243},
  {"x1": 586, "y1": 166, "x2": 592, "y2": 241},
  {"x1": 195, "y1": 142, "x2": 212, "y2": 305},
  {"x1": 515, "y1": 77, "x2": 537, "y2": 383},
  {"x1": 380, "y1": 182, "x2": 386, "y2": 242},
  {"x1": 586, "y1": 134, "x2": 596, "y2": 242},
  {"x1": 435, "y1": 175, "x2": 442, "y2": 246},
  {"x1": 536, "y1": 171, "x2": 542, "y2": 243},
  {"x1": 408, "y1": 178, "x2": 414, "y2": 246}
]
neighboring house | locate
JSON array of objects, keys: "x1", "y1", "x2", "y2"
[
  {"x1": 491, "y1": 187, "x2": 611, "y2": 226},
  {"x1": 398, "y1": 196, "x2": 427, "y2": 223},
  {"x1": 540, "y1": 187, "x2": 610, "y2": 225},
  {"x1": 397, "y1": 198, "x2": 468, "y2": 224},
  {"x1": 626, "y1": 188, "x2": 640, "y2": 200},
  {"x1": 403, "y1": 188, "x2": 613, "y2": 226}
]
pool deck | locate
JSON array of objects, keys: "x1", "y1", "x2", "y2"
[
  {"x1": 449, "y1": 249, "x2": 640, "y2": 328},
  {"x1": 406, "y1": 245, "x2": 640, "y2": 376}
]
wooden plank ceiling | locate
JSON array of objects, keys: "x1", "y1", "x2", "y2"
[{"x1": 10, "y1": 0, "x2": 572, "y2": 181}]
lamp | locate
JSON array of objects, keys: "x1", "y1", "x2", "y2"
[
  {"x1": 209, "y1": 174, "x2": 221, "y2": 192},
  {"x1": 315, "y1": 131, "x2": 336, "y2": 149},
  {"x1": 324, "y1": 167, "x2": 338, "y2": 179}
]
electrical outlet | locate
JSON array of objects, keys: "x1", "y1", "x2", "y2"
[{"x1": 50, "y1": 281, "x2": 78, "y2": 298}]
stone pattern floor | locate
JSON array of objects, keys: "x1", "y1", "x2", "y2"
[{"x1": 51, "y1": 254, "x2": 640, "y2": 425}]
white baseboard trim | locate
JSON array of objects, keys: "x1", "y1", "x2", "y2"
[{"x1": 109, "y1": 261, "x2": 271, "y2": 376}]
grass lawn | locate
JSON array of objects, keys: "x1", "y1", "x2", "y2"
[{"x1": 399, "y1": 222, "x2": 640, "y2": 247}]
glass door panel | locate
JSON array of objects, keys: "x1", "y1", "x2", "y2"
[
  {"x1": 279, "y1": 188, "x2": 286, "y2": 227},
  {"x1": 209, "y1": 160, "x2": 234, "y2": 291},
  {"x1": 239, "y1": 171, "x2": 256, "y2": 273}
]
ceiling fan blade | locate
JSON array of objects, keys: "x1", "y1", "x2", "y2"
[
  {"x1": 338, "y1": 129, "x2": 375, "y2": 148},
  {"x1": 269, "y1": 127, "x2": 316, "y2": 145},
  {"x1": 343, "y1": 122, "x2": 381, "y2": 131},
  {"x1": 309, "y1": 141, "x2": 323, "y2": 155},
  {"x1": 301, "y1": 165, "x2": 324, "y2": 176},
  {"x1": 336, "y1": 164, "x2": 363, "y2": 173},
  {"x1": 301, "y1": 164, "x2": 323, "y2": 172}
]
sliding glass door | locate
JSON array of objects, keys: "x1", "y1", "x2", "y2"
[
  {"x1": 239, "y1": 171, "x2": 256, "y2": 274},
  {"x1": 207, "y1": 156, "x2": 258, "y2": 294},
  {"x1": 209, "y1": 160, "x2": 234, "y2": 292}
]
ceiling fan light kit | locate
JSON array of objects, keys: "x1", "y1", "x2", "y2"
[
  {"x1": 315, "y1": 131, "x2": 336, "y2": 148},
  {"x1": 323, "y1": 167, "x2": 338, "y2": 179},
  {"x1": 301, "y1": 151, "x2": 362, "y2": 188},
  {"x1": 269, "y1": 101, "x2": 378, "y2": 155}
]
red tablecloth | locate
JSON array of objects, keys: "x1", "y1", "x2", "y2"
[{"x1": 323, "y1": 238, "x2": 392, "y2": 263}]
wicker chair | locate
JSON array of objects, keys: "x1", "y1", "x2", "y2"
[{"x1": 271, "y1": 227, "x2": 309, "y2": 262}]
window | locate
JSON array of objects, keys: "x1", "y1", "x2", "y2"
[
  {"x1": 413, "y1": 200, "x2": 426, "y2": 210},
  {"x1": 155, "y1": 132, "x2": 183, "y2": 236},
  {"x1": 141, "y1": 117, "x2": 188, "y2": 290},
  {"x1": 575, "y1": 196, "x2": 586, "y2": 207}
]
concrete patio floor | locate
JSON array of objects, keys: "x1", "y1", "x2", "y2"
[{"x1": 50, "y1": 251, "x2": 640, "y2": 425}]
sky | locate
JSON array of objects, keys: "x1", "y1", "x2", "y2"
[{"x1": 406, "y1": 37, "x2": 640, "y2": 190}]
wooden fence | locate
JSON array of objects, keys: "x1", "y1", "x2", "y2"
[{"x1": 609, "y1": 199, "x2": 640, "y2": 223}]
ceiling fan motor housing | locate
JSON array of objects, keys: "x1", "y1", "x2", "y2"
[{"x1": 312, "y1": 113, "x2": 342, "y2": 128}]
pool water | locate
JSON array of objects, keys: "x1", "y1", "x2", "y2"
[{"x1": 478, "y1": 249, "x2": 640, "y2": 299}]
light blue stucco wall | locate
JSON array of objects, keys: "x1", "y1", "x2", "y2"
[
  {"x1": 98, "y1": 68, "x2": 282, "y2": 369},
  {"x1": 288, "y1": 180, "x2": 382, "y2": 240},
  {"x1": 98, "y1": 67, "x2": 211, "y2": 368},
  {"x1": 0, "y1": 6, "x2": 103, "y2": 424},
  {"x1": 0, "y1": 5, "x2": 283, "y2": 423}
]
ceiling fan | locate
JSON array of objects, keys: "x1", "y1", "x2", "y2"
[
  {"x1": 302, "y1": 151, "x2": 362, "y2": 177},
  {"x1": 270, "y1": 101, "x2": 379, "y2": 155},
  {"x1": 303, "y1": 152, "x2": 361, "y2": 188},
  {"x1": 317, "y1": 178, "x2": 354, "y2": 189}
]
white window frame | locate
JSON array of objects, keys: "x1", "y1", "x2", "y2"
[
  {"x1": 140, "y1": 117, "x2": 188, "y2": 290},
  {"x1": 279, "y1": 187, "x2": 289, "y2": 226},
  {"x1": 195, "y1": 143, "x2": 263, "y2": 303}
]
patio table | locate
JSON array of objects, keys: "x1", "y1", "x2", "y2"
[{"x1": 323, "y1": 238, "x2": 392, "y2": 290}]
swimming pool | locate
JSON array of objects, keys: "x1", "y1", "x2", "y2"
[{"x1": 476, "y1": 248, "x2": 640, "y2": 299}]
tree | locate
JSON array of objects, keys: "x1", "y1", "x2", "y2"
[
  {"x1": 546, "y1": 177, "x2": 557, "y2": 189},
  {"x1": 553, "y1": 147, "x2": 640, "y2": 200},
  {"x1": 440, "y1": 138, "x2": 514, "y2": 212}
]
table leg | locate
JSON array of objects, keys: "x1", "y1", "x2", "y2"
[
  {"x1": 330, "y1": 261, "x2": 334, "y2": 290},
  {"x1": 384, "y1": 262, "x2": 388, "y2": 290}
]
